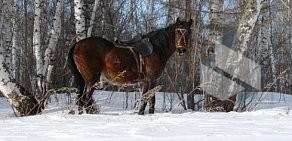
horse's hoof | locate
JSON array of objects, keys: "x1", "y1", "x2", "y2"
[
  {"x1": 138, "y1": 111, "x2": 145, "y2": 115},
  {"x1": 87, "y1": 110, "x2": 100, "y2": 114},
  {"x1": 86, "y1": 105, "x2": 100, "y2": 114},
  {"x1": 68, "y1": 110, "x2": 75, "y2": 114},
  {"x1": 149, "y1": 109, "x2": 154, "y2": 114}
]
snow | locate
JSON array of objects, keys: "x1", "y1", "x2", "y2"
[{"x1": 1, "y1": 91, "x2": 292, "y2": 141}]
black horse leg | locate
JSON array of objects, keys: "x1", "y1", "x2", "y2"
[
  {"x1": 75, "y1": 78, "x2": 86, "y2": 114},
  {"x1": 138, "y1": 81, "x2": 149, "y2": 115},
  {"x1": 138, "y1": 101, "x2": 147, "y2": 115},
  {"x1": 77, "y1": 93, "x2": 85, "y2": 114},
  {"x1": 85, "y1": 87, "x2": 99, "y2": 114},
  {"x1": 138, "y1": 81, "x2": 157, "y2": 115},
  {"x1": 148, "y1": 81, "x2": 157, "y2": 114},
  {"x1": 138, "y1": 93, "x2": 155, "y2": 114}
]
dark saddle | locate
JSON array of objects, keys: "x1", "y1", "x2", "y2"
[{"x1": 114, "y1": 35, "x2": 153, "y2": 56}]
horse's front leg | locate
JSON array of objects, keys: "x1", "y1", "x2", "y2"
[
  {"x1": 138, "y1": 81, "x2": 157, "y2": 115},
  {"x1": 137, "y1": 81, "x2": 149, "y2": 115},
  {"x1": 148, "y1": 81, "x2": 158, "y2": 114},
  {"x1": 138, "y1": 91, "x2": 155, "y2": 115},
  {"x1": 138, "y1": 101, "x2": 147, "y2": 115}
]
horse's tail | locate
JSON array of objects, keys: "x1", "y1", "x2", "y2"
[{"x1": 68, "y1": 43, "x2": 85, "y2": 94}]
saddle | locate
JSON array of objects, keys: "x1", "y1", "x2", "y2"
[{"x1": 114, "y1": 35, "x2": 153, "y2": 56}]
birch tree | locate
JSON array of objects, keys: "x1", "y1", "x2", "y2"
[
  {"x1": 100, "y1": 0, "x2": 115, "y2": 40},
  {"x1": 33, "y1": 0, "x2": 64, "y2": 95},
  {"x1": 0, "y1": 60, "x2": 42, "y2": 116},
  {"x1": 44, "y1": 0, "x2": 64, "y2": 90},
  {"x1": 202, "y1": 0, "x2": 225, "y2": 111},
  {"x1": 11, "y1": 0, "x2": 20, "y2": 80},
  {"x1": 87, "y1": 0, "x2": 99, "y2": 37},
  {"x1": 225, "y1": 0, "x2": 263, "y2": 108},
  {"x1": 0, "y1": 0, "x2": 67, "y2": 116},
  {"x1": 33, "y1": 0, "x2": 44, "y2": 96},
  {"x1": 74, "y1": 0, "x2": 86, "y2": 41},
  {"x1": 0, "y1": 0, "x2": 42, "y2": 116}
]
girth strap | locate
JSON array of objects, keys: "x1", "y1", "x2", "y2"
[{"x1": 129, "y1": 48, "x2": 145, "y2": 80}]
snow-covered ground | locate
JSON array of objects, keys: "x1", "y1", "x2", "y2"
[{"x1": 1, "y1": 91, "x2": 292, "y2": 141}]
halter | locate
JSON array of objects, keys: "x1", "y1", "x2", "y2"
[{"x1": 175, "y1": 28, "x2": 187, "y2": 48}]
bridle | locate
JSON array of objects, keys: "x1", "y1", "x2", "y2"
[{"x1": 175, "y1": 28, "x2": 187, "y2": 49}]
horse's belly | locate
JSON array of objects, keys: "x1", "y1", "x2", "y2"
[
  {"x1": 101, "y1": 71, "x2": 141, "y2": 86},
  {"x1": 102, "y1": 49, "x2": 143, "y2": 86}
]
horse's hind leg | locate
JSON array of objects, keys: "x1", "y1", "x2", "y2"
[
  {"x1": 77, "y1": 93, "x2": 85, "y2": 114},
  {"x1": 77, "y1": 83, "x2": 86, "y2": 114},
  {"x1": 85, "y1": 88, "x2": 99, "y2": 114}
]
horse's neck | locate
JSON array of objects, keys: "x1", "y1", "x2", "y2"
[{"x1": 149, "y1": 28, "x2": 176, "y2": 61}]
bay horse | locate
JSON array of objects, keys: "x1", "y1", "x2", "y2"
[{"x1": 68, "y1": 18, "x2": 193, "y2": 115}]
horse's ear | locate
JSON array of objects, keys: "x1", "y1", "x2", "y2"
[
  {"x1": 189, "y1": 19, "x2": 193, "y2": 26},
  {"x1": 176, "y1": 17, "x2": 181, "y2": 24}
]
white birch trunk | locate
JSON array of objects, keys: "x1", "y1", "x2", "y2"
[
  {"x1": 0, "y1": 0, "x2": 41, "y2": 116},
  {"x1": 0, "y1": 54, "x2": 41, "y2": 116},
  {"x1": 87, "y1": 0, "x2": 98, "y2": 37},
  {"x1": 74, "y1": 0, "x2": 86, "y2": 41},
  {"x1": 33, "y1": 0, "x2": 44, "y2": 95},
  {"x1": 33, "y1": 0, "x2": 42, "y2": 76},
  {"x1": 227, "y1": 0, "x2": 262, "y2": 94},
  {"x1": 44, "y1": 0, "x2": 63, "y2": 90},
  {"x1": 0, "y1": 65, "x2": 41, "y2": 116},
  {"x1": 12, "y1": 0, "x2": 19, "y2": 79}
]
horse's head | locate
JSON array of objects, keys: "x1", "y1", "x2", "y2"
[{"x1": 174, "y1": 18, "x2": 193, "y2": 56}]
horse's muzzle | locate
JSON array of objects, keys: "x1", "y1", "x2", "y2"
[{"x1": 177, "y1": 48, "x2": 186, "y2": 56}]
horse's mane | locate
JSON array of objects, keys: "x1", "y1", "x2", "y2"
[
  {"x1": 142, "y1": 23, "x2": 176, "y2": 61},
  {"x1": 143, "y1": 22, "x2": 176, "y2": 39}
]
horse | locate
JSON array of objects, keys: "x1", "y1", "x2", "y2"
[{"x1": 68, "y1": 18, "x2": 193, "y2": 115}]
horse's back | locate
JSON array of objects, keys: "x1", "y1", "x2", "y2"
[
  {"x1": 73, "y1": 36, "x2": 113, "y2": 59},
  {"x1": 72, "y1": 36, "x2": 113, "y2": 84},
  {"x1": 75, "y1": 36, "x2": 113, "y2": 50}
]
